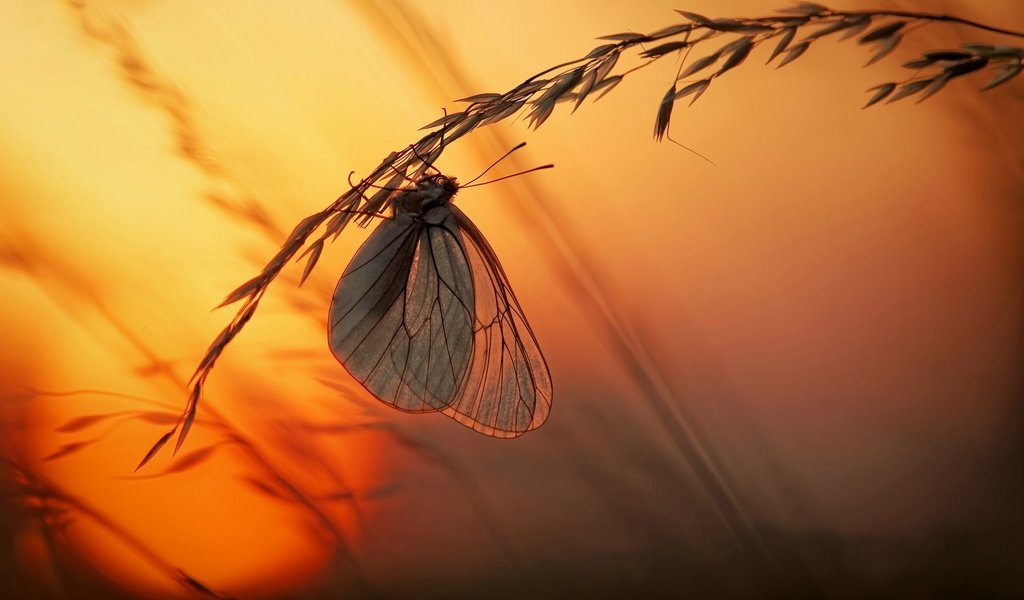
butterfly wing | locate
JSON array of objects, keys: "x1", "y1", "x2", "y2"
[
  {"x1": 442, "y1": 205, "x2": 553, "y2": 437},
  {"x1": 329, "y1": 210, "x2": 475, "y2": 411}
]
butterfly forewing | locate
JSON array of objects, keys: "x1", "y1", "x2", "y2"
[{"x1": 329, "y1": 209, "x2": 475, "y2": 411}]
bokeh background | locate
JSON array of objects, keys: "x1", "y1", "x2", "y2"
[{"x1": 1, "y1": 0, "x2": 1021, "y2": 598}]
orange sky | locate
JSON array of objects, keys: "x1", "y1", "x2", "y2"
[{"x1": 1, "y1": 1, "x2": 1021, "y2": 598}]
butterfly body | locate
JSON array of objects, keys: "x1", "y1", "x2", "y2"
[{"x1": 329, "y1": 173, "x2": 551, "y2": 437}]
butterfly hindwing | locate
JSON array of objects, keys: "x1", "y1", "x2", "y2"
[{"x1": 441, "y1": 205, "x2": 552, "y2": 437}]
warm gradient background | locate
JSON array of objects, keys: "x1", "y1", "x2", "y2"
[{"x1": 1, "y1": 0, "x2": 1021, "y2": 598}]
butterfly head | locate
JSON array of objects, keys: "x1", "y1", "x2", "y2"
[
  {"x1": 395, "y1": 173, "x2": 459, "y2": 216},
  {"x1": 418, "y1": 174, "x2": 459, "y2": 198}
]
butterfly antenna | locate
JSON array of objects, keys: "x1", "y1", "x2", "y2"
[
  {"x1": 464, "y1": 142, "x2": 529, "y2": 186},
  {"x1": 463, "y1": 163, "x2": 554, "y2": 188}
]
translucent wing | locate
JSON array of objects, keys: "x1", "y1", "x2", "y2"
[
  {"x1": 328, "y1": 210, "x2": 475, "y2": 412},
  {"x1": 441, "y1": 205, "x2": 552, "y2": 437}
]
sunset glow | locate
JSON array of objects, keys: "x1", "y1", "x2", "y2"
[{"x1": 1, "y1": 1, "x2": 1021, "y2": 598}]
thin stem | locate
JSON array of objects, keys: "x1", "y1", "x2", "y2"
[{"x1": 839, "y1": 10, "x2": 1024, "y2": 39}]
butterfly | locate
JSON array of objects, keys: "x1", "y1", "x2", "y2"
[{"x1": 328, "y1": 166, "x2": 552, "y2": 437}]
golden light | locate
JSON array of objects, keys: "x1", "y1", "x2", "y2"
[{"x1": 1, "y1": 0, "x2": 1021, "y2": 598}]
